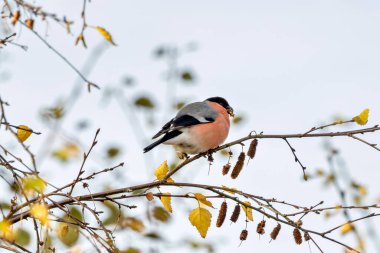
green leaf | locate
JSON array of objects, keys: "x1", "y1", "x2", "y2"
[
  {"x1": 14, "y1": 228, "x2": 31, "y2": 246},
  {"x1": 181, "y1": 71, "x2": 194, "y2": 82},
  {"x1": 103, "y1": 201, "x2": 120, "y2": 225},
  {"x1": 134, "y1": 96, "x2": 155, "y2": 109},
  {"x1": 106, "y1": 147, "x2": 120, "y2": 158},
  {"x1": 152, "y1": 206, "x2": 170, "y2": 222}
]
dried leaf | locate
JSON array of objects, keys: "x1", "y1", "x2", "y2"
[
  {"x1": 146, "y1": 192, "x2": 154, "y2": 201},
  {"x1": 188, "y1": 207, "x2": 211, "y2": 238},
  {"x1": 25, "y1": 19, "x2": 34, "y2": 29},
  {"x1": 17, "y1": 125, "x2": 32, "y2": 142},
  {"x1": 352, "y1": 108, "x2": 369, "y2": 125},
  {"x1": 12, "y1": 11, "x2": 20, "y2": 26},
  {"x1": 95, "y1": 26, "x2": 116, "y2": 45}
]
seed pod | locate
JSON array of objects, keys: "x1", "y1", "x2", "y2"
[
  {"x1": 216, "y1": 201, "x2": 227, "y2": 227},
  {"x1": 231, "y1": 152, "x2": 245, "y2": 179},
  {"x1": 230, "y1": 204, "x2": 241, "y2": 223},
  {"x1": 293, "y1": 228, "x2": 302, "y2": 245},
  {"x1": 240, "y1": 229, "x2": 248, "y2": 241},
  {"x1": 304, "y1": 231, "x2": 311, "y2": 241},
  {"x1": 222, "y1": 164, "x2": 231, "y2": 176},
  {"x1": 12, "y1": 11, "x2": 21, "y2": 26},
  {"x1": 247, "y1": 139, "x2": 258, "y2": 159},
  {"x1": 257, "y1": 220, "x2": 266, "y2": 235},
  {"x1": 270, "y1": 224, "x2": 281, "y2": 240},
  {"x1": 25, "y1": 19, "x2": 34, "y2": 29}
]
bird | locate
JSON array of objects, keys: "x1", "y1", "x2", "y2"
[{"x1": 143, "y1": 97, "x2": 234, "y2": 157}]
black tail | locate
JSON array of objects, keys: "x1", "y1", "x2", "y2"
[{"x1": 143, "y1": 130, "x2": 182, "y2": 153}]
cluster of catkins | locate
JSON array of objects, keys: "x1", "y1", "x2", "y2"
[
  {"x1": 215, "y1": 200, "x2": 311, "y2": 245},
  {"x1": 222, "y1": 139, "x2": 258, "y2": 179}
]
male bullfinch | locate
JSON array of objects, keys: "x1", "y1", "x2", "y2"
[{"x1": 143, "y1": 97, "x2": 234, "y2": 156}]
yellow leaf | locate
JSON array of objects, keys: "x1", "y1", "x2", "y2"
[
  {"x1": 188, "y1": 207, "x2": 211, "y2": 238},
  {"x1": 166, "y1": 177, "x2": 175, "y2": 183},
  {"x1": 95, "y1": 26, "x2": 116, "y2": 45},
  {"x1": 22, "y1": 176, "x2": 46, "y2": 195},
  {"x1": 30, "y1": 203, "x2": 49, "y2": 226},
  {"x1": 53, "y1": 143, "x2": 80, "y2": 162},
  {"x1": 160, "y1": 192, "x2": 172, "y2": 213},
  {"x1": 352, "y1": 108, "x2": 369, "y2": 125},
  {"x1": 154, "y1": 161, "x2": 169, "y2": 180},
  {"x1": 241, "y1": 201, "x2": 253, "y2": 221},
  {"x1": 0, "y1": 219, "x2": 13, "y2": 240},
  {"x1": 221, "y1": 185, "x2": 237, "y2": 195},
  {"x1": 341, "y1": 223, "x2": 353, "y2": 235},
  {"x1": 121, "y1": 217, "x2": 145, "y2": 232},
  {"x1": 194, "y1": 193, "x2": 214, "y2": 208},
  {"x1": 17, "y1": 125, "x2": 32, "y2": 142},
  {"x1": 358, "y1": 185, "x2": 367, "y2": 196}
]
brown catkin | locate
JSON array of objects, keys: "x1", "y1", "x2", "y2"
[
  {"x1": 231, "y1": 152, "x2": 245, "y2": 179},
  {"x1": 240, "y1": 229, "x2": 248, "y2": 241},
  {"x1": 247, "y1": 139, "x2": 258, "y2": 159},
  {"x1": 293, "y1": 228, "x2": 303, "y2": 245},
  {"x1": 270, "y1": 224, "x2": 281, "y2": 240},
  {"x1": 230, "y1": 204, "x2": 241, "y2": 223},
  {"x1": 256, "y1": 220, "x2": 266, "y2": 235},
  {"x1": 304, "y1": 231, "x2": 311, "y2": 241},
  {"x1": 222, "y1": 164, "x2": 231, "y2": 176},
  {"x1": 216, "y1": 201, "x2": 227, "y2": 227}
]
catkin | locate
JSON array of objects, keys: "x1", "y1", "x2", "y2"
[
  {"x1": 293, "y1": 228, "x2": 303, "y2": 245},
  {"x1": 230, "y1": 204, "x2": 241, "y2": 223},
  {"x1": 231, "y1": 152, "x2": 245, "y2": 179},
  {"x1": 240, "y1": 229, "x2": 248, "y2": 241},
  {"x1": 270, "y1": 224, "x2": 281, "y2": 240},
  {"x1": 256, "y1": 220, "x2": 266, "y2": 235},
  {"x1": 304, "y1": 231, "x2": 311, "y2": 241},
  {"x1": 247, "y1": 139, "x2": 258, "y2": 159},
  {"x1": 222, "y1": 164, "x2": 231, "y2": 176},
  {"x1": 216, "y1": 201, "x2": 227, "y2": 227}
]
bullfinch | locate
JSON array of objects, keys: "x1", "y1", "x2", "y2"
[{"x1": 143, "y1": 97, "x2": 234, "y2": 156}]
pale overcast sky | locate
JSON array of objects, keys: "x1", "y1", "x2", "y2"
[{"x1": 1, "y1": 1, "x2": 380, "y2": 252}]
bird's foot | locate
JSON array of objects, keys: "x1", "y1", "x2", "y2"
[{"x1": 176, "y1": 152, "x2": 189, "y2": 160}]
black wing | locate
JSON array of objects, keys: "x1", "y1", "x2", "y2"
[{"x1": 151, "y1": 114, "x2": 214, "y2": 139}]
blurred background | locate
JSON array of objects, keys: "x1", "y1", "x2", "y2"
[{"x1": 1, "y1": 0, "x2": 380, "y2": 252}]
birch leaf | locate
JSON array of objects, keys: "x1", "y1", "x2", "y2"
[
  {"x1": 241, "y1": 201, "x2": 253, "y2": 221},
  {"x1": 160, "y1": 193, "x2": 172, "y2": 213},
  {"x1": 95, "y1": 26, "x2": 116, "y2": 45},
  {"x1": 188, "y1": 207, "x2": 211, "y2": 238}
]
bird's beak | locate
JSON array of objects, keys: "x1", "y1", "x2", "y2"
[{"x1": 227, "y1": 106, "x2": 234, "y2": 117}]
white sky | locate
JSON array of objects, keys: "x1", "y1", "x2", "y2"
[{"x1": 1, "y1": 0, "x2": 380, "y2": 252}]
